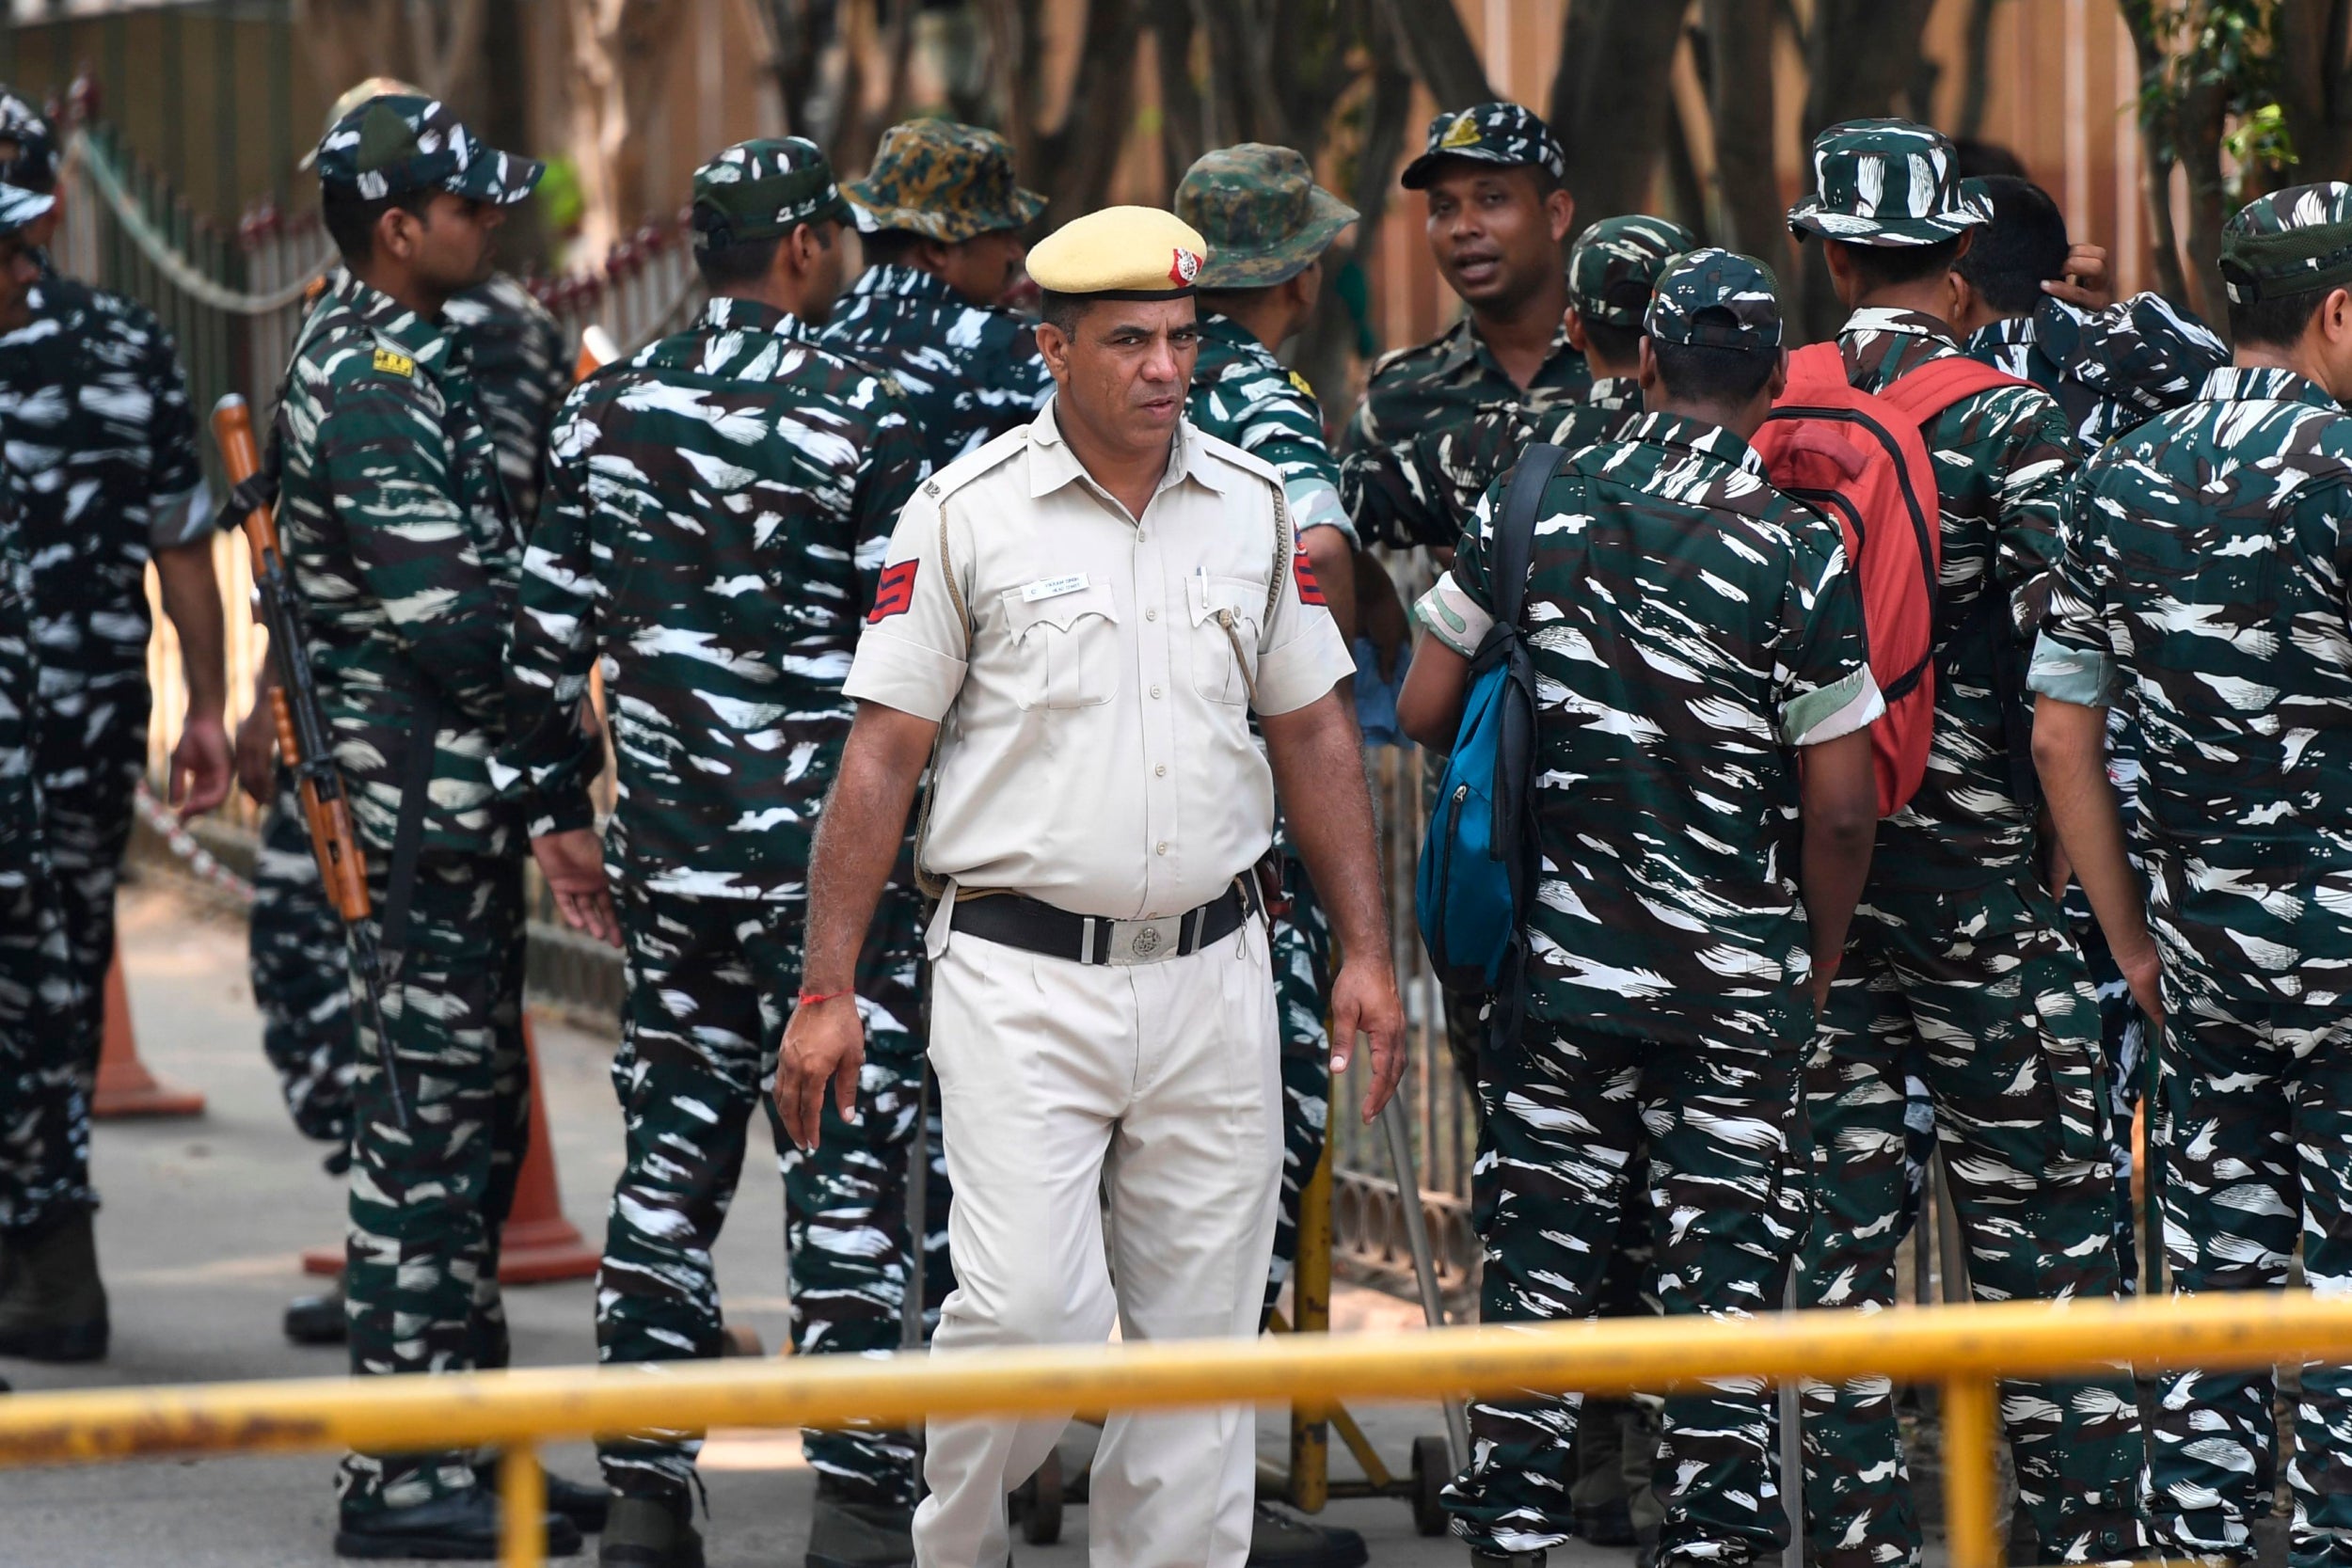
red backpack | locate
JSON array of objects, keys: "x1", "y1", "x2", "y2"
[{"x1": 1750, "y1": 343, "x2": 2027, "y2": 817}]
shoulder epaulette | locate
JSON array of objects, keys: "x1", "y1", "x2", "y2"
[{"x1": 922, "y1": 423, "x2": 1028, "y2": 507}]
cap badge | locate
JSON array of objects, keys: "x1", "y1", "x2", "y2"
[
  {"x1": 1439, "y1": 113, "x2": 1483, "y2": 150},
  {"x1": 1169, "y1": 245, "x2": 1202, "y2": 286}
]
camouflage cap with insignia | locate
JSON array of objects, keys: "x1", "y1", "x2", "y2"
[
  {"x1": 2220, "y1": 182, "x2": 2352, "y2": 303},
  {"x1": 1787, "y1": 118, "x2": 1989, "y2": 247},
  {"x1": 299, "y1": 76, "x2": 424, "y2": 171},
  {"x1": 0, "y1": 90, "x2": 59, "y2": 193},
  {"x1": 692, "y1": 137, "x2": 854, "y2": 251},
  {"x1": 1028, "y1": 206, "x2": 1207, "y2": 300},
  {"x1": 312, "y1": 93, "x2": 542, "y2": 206},
  {"x1": 1401, "y1": 102, "x2": 1565, "y2": 191},
  {"x1": 1645, "y1": 247, "x2": 1783, "y2": 350},
  {"x1": 1175, "y1": 143, "x2": 1358, "y2": 291},
  {"x1": 1568, "y1": 214, "x2": 1699, "y2": 328},
  {"x1": 844, "y1": 119, "x2": 1044, "y2": 244}
]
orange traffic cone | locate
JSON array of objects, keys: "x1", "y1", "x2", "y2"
[{"x1": 91, "y1": 947, "x2": 206, "y2": 1118}]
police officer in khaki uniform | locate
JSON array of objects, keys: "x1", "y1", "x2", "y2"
[{"x1": 776, "y1": 205, "x2": 1406, "y2": 1568}]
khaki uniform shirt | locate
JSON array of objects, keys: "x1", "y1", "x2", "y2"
[{"x1": 845, "y1": 399, "x2": 1356, "y2": 921}]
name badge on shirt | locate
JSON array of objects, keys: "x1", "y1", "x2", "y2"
[{"x1": 1021, "y1": 574, "x2": 1089, "y2": 603}]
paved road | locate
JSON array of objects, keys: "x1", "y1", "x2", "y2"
[{"x1": 0, "y1": 878, "x2": 1536, "y2": 1567}]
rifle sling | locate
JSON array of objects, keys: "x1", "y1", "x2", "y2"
[{"x1": 377, "y1": 687, "x2": 442, "y2": 974}]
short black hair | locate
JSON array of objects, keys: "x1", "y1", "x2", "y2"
[
  {"x1": 1577, "y1": 315, "x2": 1642, "y2": 368},
  {"x1": 859, "y1": 228, "x2": 927, "y2": 267},
  {"x1": 2229, "y1": 285, "x2": 2330, "y2": 351},
  {"x1": 693, "y1": 219, "x2": 832, "y2": 290},
  {"x1": 321, "y1": 187, "x2": 434, "y2": 266},
  {"x1": 1652, "y1": 340, "x2": 1778, "y2": 404},
  {"x1": 1955, "y1": 176, "x2": 2069, "y2": 314},
  {"x1": 1040, "y1": 290, "x2": 1089, "y2": 337},
  {"x1": 1952, "y1": 138, "x2": 2029, "y2": 180},
  {"x1": 1840, "y1": 234, "x2": 1965, "y2": 292}
]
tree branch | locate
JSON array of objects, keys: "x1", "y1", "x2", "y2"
[{"x1": 1374, "y1": 0, "x2": 1491, "y2": 111}]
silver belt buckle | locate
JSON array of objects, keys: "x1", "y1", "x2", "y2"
[{"x1": 1103, "y1": 916, "x2": 1175, "y2": 965}]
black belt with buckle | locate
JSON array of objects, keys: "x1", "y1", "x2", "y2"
[{"x1": 954, "y1": 879, "x2": 1262, "y2": 966}]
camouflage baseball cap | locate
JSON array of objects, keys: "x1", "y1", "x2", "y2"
[
  {"x1": 312, "y1": 94, "x2": 541, "y2": 206},
  {"x1": 1175, "y1": 143, "x2": 1358, "y2": 291},
  {"x1": 844, "y1": 119, "x2": 1044, "y2": 245},
  {"x1": 1787, "y1": 118, "x2": 1989, "y2": 247},
  {"x1": 0, "y1": 182, "x2": 53, "y2": 237},
  {"x1": 0, "y1": 91, "x2": 59, "y2": 193},
  {"x1": 2220, "y1": 182, "x2": 2352, "y2": 303},
  {"x1": 298, "y1": 76, "x2": 425, "y2": 171},
  {"x1": 1645, "y1": 247, "x2": 1783, "y2": 350},
  {"x1": 1568, "y1": 214, "x2": 1698, "y2": 328},
  {"x1": 691, "y1": 137, "x2": 853, "y2": 251},
  {"x1": 1401, "y1": 102, "x2": 1565, "y2": 191}
]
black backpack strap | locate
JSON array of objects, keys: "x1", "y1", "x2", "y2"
[{"x1": 1486, "y1": 442, "x2": 1568, "y2": 634}]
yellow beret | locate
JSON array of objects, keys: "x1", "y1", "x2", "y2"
[{"x1": 1028, "y1": 206, "x2": 1210, "y2": 299}]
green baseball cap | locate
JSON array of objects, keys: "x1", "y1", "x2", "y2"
[
  {"x1": 1568, "y1": 214, "x2": 1698, "y2": 328},
  {"x1": 2220, "y1": 182, "x2": 2352, "y2": 303},
  {"x1": 311, "y1": 94, "x2": 542, "y2": 206},
  {"x1": 0, "y1": 90, "x2": 59, "y2": 193},
  {"x1": 1645, "y1": 247, "x2": 1783, "y2": 350},
  {"x1": 1401, "y1": 102, "x2": 1565, "y2": 191},
  {"x1": 691, "y1": 137, "x2": 853, "y2": 251},
  {"x1": 1175, "y1": 143, "x2": 1358, "y2": 291},
  {"x1": 1787, "y1": 118, "x2": 1988, "y2": 247},
  {"x1": 844, "y1": 119, "x2": 1045, "y2": 245}
]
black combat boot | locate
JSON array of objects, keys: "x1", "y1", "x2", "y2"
[
  {"x1": 284, "y1": 1281, "x2": 347, "y2": 1345},
  {"x1": 474, "y1": 1458, "x2": 611, "y2": 1532},
  {"x1": 334, "y1": 1487, "x2": 582, "y2": 1560},
  {"x1": 1247, "y1": 1502, "x2": 1370, "y2": 1567},
  {"x1": 600, "y1": 1492, "x2": 704, "y2": 1568},
  {"x1": 804, "y1": 1482, "x2": 914, "y2": 1568},
  {"x1": 0, "y1": 1207, "x2": 107, "y2": 1361}
]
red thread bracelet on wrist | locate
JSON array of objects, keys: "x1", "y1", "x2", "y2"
[{"x1": 796, "y1": 988, "x2": 852, "y2": 1007}]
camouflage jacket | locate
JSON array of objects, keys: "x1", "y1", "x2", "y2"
[
  {"x1": 1430, "y1": 413, "x2": 1879, "y2": 1045},
  {"x1": 1338, "y1": 315, "x2": 1589, "y2": 550},
  {"x1": 1185, "y1": 312, "x2": 1352, "y2": 544},
  {"x1": 2032, "y1": 367, "x2": 2352, "y2": 1005},
  {"x1": 443, "y1": 274, "x2": 570, "y2": 527},
  {"x1": 818, "y1": 263, "x2": 1050, "y2": 468},
  {"x1": 275, "y1": 272, "x2": 559, "y2": 860},
  {"x1": 1963, "y1": 292, "x2": 2226, "y2": 454},
  {"x1": 0, "y1": 472, "x2": 43, "y2": 883},
  {"x1": 1836, "y1": 306, "x2": 2076, "y2": 885},
  {"x1": 1451, "y1": 372, "x2": 1642, "y2": 504},
  {"x1": 0, "y1": 263, "x2": 200, "y2": 752},
  {"x1": 503, "y1": 296, "x2": 927, "y2": 898}
]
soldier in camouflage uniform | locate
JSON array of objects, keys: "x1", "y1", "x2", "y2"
[
  {"x1": 1398, "y1": 250, "x2": 1883, "y2": 1568},
  {"x1": 823, "y1": 119, "x2": 1051, "y2": 463},
  {"x1": 280, "y1": 94, "x2": 593, "y2": 1560},
  {"x1": 2031, "y1": 182, "x2": 2352, "y2": 1567},
  {"x1": 502, "y1": 138, "x2": 929, "y2": 1568},
  {"x1": 1786, "y1": 120, "x2": 2145, "y2": 1567},
  {"x1": 0, "y1": 182, "x2": 96, "y2": 1374}
]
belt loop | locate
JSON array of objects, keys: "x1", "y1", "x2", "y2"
[
  {"x1": 1079, "y1": 915, "x2": 1098, "y2": 965},
  {"x1": 925, "y1": 879, "x2": 960, "y2": 962}
]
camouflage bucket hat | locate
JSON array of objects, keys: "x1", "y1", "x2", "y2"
[
  {"x1": 0, "y1": 91, "x2": 59, "y2": 193},
  {"x1": 1175, "y1": 143, "x2": 1359, "y2": 290},
  {"x1": 1787, "y1": 118, "x2": 1988, "y2": 247},
  {"x1": 693, "y1": 137, "x2": 853, "y2": 250},
  {"x1": 298, "y1": 76, "x2": 424, "y2": 171},
  {"x1": 312, "y1": 94, "x2": 542, "y2": 206},
  {"x1": 2220, "y1": 182, "x2": 2352, "y2": 303},
  {"x1": 1568, "y1": 214, "x2": 1699, "y2": 328},
  {"x1": 1646, "y1": 247, "x2": 1783, "y2": 350},
  {"x1": 844, "y1": 119, "x2": 1044, "y2": 244},
  {"x1": 0, "y1": 182, "x2": 53, "y2": 238},
  {"x1": 1401, "y1": 102, "x2": 1565, "y2": 191}
]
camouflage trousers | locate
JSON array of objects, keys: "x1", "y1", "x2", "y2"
[
  {"x1": 596, "y1": 880, "x2": 945, "y2": 1510},
  {"x1": 341, "y1": 850, "x2": 530, "y2": 1516},
  {"x1": 1264, "y1": 858, "x2": 1331, "y2": 1325},
  {"x1": 1798, "y1": 871, "x2": 2144, "y2": 1567},
  {"x1": 0, "y1": 865, "x2": 86, "y2": 1234},
  {"x1": 1443, "y1": 1016, "x2": 1807, "y2": 1563},
  {"x1": 39, "y1": 740, "x2": 139, "y2": 1080},
  {"x1": 249, "y1": 776, "x2": 356, "y2": 1148},
  {"x1": 2149, "y1": 969, "x2": 2352, "y2": 1566}
]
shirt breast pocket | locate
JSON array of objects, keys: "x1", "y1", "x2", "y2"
[
  {"x1": 1002, "y1": 581, "x2": 1121, "y2": 710},
  {"x1": 1187, "y1": 573, "x2": 1263, "y2": 705}
]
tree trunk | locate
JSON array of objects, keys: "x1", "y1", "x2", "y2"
[
  {"x1": 1156, "y1": 6, "x2": 1204, "y2": 195},
  {"x1": 1549, "y1": 0, "x2": 1692, "y2": 239},
  {"x1": 1703, "y1": 0, "x2": 1792, "y2": 315},
  {"x1": 2274, "y1": 0, "x2": 2352, "y2": 186},
  {"x1": 564, "y1": 0, "x2": 689, "y2": 258},
  {"x1": 1374, "y1": 0, "x2": 1491, "y2": 112},
  {"x1": 1795, "y1": 0, "x2": 1936, "y2": 340},
  {"x1": 1024, "y1": 0, "x2": 1145, "y2": 227},
  {"x1": 1294, "y1": 18, "x2": 1414, "y2": 433},
  {"x1": 1956, "y1": 0, "x2": 2005, "y2": 141}
]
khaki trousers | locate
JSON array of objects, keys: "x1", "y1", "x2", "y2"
[{"x1": 912, "y1": 913, "x2": 1281, "y2": 1568}]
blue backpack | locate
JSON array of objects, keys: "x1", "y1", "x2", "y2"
[{"x1": 1415, "y1": 442, "x2": 1569, "y2": 1004}]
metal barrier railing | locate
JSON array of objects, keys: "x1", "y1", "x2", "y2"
[{"x1": 1, "y1": 1291, "x2": 2336, "y2": 1567}]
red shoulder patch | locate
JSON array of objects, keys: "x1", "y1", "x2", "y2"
[
  {"x1": 1292, "y1": 547, "x2": 1326, "y2": 607},
  {"x1": 868, "y1": 560, "x2": 918, "y2": 623}
]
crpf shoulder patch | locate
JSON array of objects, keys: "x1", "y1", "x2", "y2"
[
  {"x1": 1293, "y1": 546, "x2": 1326, "y2": 607},
  {"x1": 372, "y1": 347, "x2": 416, "y2": 378},
  {"x1": 868, "y1": 559, "x2": 918, "y2": 623},
  {"x1": 1287, "y1": 368, "x2": 1315, "y2": 400}
]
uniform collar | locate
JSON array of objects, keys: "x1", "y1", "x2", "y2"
[
  {"x1": 334, "y1": 273, "x2": 461, "y2": 374},
  {"x1": 1964, "y1": 314, "x2": 2036, "y2": 355},
  {"x1": 1840, "y1": 306, "x2": 1961, "y2": 350},
  {"x1": 2199, "y1": 364, "x2": 2342, "y2": 410},
  {"x1": 1585, "y1": 374, "x2": 1641, "y2": 410},
  {"x1": 1025, "y1": 396, "x2": 1228, "y2": 505},
  {"x1": 696, "y1": 294, "x2": 812, "y2": 341},
  {"x1": 1433, "y1": 313, "x2": 1581, "y2": 384},
  {"x1": 1620, "y1": 409, "x2": 1765, "y2": 478},
  {"x1": 1199, "y1": 310, "x2": 1260, "y2": 351},
  {"x1": 849, "y1": 263, "x2": 961, "y2": 307}
]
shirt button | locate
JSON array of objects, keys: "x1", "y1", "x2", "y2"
[
  {"x1": 1137, "y1": 531, "x2": 1149, "y2": 543},
  {"x1": 1150, "y1": 684, "x2": 1162, "y2": 699},
  {"x1": 1146, "y1": 608, "x2": 1157, "y2": 622},
  {"x1": 1155, "y1": 764, "x2": 1167, "y2": 777},
  {"x1": 1155, "y1": 842, "x2": 1168, "y2": 855}
]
